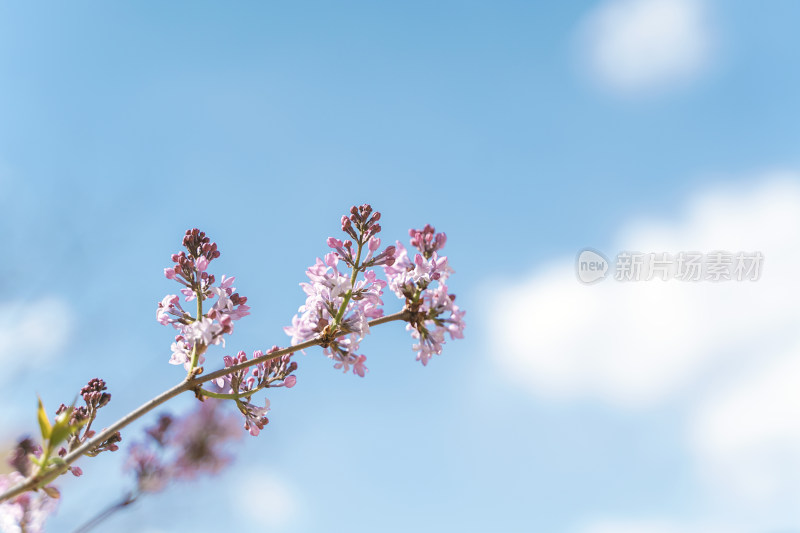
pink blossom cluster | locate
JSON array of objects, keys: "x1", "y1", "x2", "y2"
[
  {"x1": 212, "y1": 347, "x2": 298, "y2": 435},
  {"x1": 1, "y1": 439, "x2": 60, "y2": 533},
  {"x1": 284, "y1": 205, "x2": 396, "y2": 376},
  {"x1": 286, "y1": 207, "x2": 465, "y2": 369},
  {"x1": 0, "y1": 472, "x2": 57, "y2": 533},
  {"x1": 55, "y1": 378, "x2": 120, "y2": 468},
  {"x1": 126, "y1": 399, "x2": 241, "y2": 494},
  {"x1": 157, "y1": 229, "x2": 250, "y2": 371},
  {"x1": 384, "y1": 225, "x2": 466, "y2": 365}
]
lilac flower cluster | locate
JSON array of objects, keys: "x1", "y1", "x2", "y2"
[
  {"x1": 157, "y1": 229, "x2": 250, "y2": 371},
  {"x1": 126, "y1": 399, "x2": 241, "y2": 494},
  {"x1": 286, "y1": 206, "x2": 465, "y2": 370},
  {"x1": 384, "y1": 225, "x2": 466, "y2": 365},
  {"x1": 285, "y1": 205, "x2": 396, "y2": 376},
  {"x1": 212, "y1": 346, "x2": 298, "y2": 436}
]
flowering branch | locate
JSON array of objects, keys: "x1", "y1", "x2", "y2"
[{"x1": 0, "y1": 204, "x2": 465, "y2": 531}]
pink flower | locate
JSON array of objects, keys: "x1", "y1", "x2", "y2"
[
  {"x1": 352, "y1": 355, "x2": 368, "y2": 377},
  {"x1": 170, "y1": 400, "x2": 242, "y2": 478},
  {"x1": 156, "y1": 294, "x2": 186, "y2": 328},
  {"x1": 0, "y1": 472, "x2": 58, "y2": 533},
  {"x1": 241, "y1": 398, "x2": 270, "y2": 436},
  {"x1": 409, "y1": 224, "x2": 447, "y2": 257},
  {"x1": 169, "y1": 337, "x2": 194, "y2": 368},
  {"x1": 127, "y1": 443, "x2": 169, "y2": 493},
  {"x1": 185, "y1": 317, "x2": 222, "y2": 347},
  {"x1": 368, "y1": 236, "x2": 380, "y2": 252},
  {"x1": 410, "y1": 323, "x2": 446, "y2": 366},
  {"x1": 126, "y1": 400, "x2": 242, "y2": 492}
]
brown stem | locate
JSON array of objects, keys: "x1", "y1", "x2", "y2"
[
  {"x1": 0, "y1": 311, "x2": 409, "y2": 503},
  {"x1": 367, "y1": 310, "x2": 410, "y2": 327}
]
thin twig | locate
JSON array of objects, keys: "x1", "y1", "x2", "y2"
[{"x1": 71, "y1": 491, "x2": 139, "y2": 533}]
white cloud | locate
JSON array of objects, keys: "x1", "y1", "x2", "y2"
[
  {"x1": 577, "y1": 0, "x2": 713, "y2": 93},
  {"x1": 487, "y1": 174, "x2": 800, "y2": 526},
  {"x1": 488, "y1": 174, "x2": 800, "y2": 408},
  {"x1": 690, "y1": 344, "x2": 800, "y2": 506},
  {"x1": 233, "y1": 472, "x2": 300, "y2": 529},
  {"x1": 0, "y1": 297, "x2": 73, "y2": 381}
]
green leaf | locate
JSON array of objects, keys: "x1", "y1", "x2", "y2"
[
  {"x1": 49, "y1": 400, "x2": 87, "y2": 447},
  {"x1": 36, "y1": 397, "x2": 52, "y2": 441},
  {"x1": 50, "y1": 416, "x2": 72, "y2": 447},
  {"x1": 47, "y1": 457, "x2": 66, "y2": 467},
  {"x1": 41, "y1": 486, "x2": 60, "y2": 499}
]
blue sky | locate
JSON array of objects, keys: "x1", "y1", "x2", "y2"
[{"x1": 2, "y1": 1, "x2": 800, "y2": 532}]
